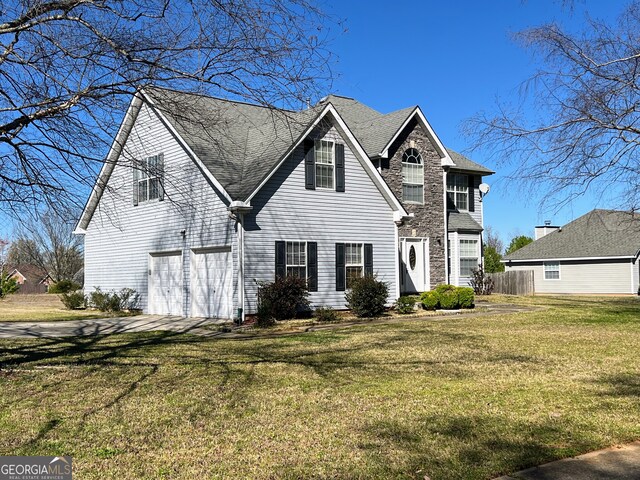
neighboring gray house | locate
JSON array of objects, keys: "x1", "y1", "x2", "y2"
[
  {"x1": 76, "y1": 88, "x2": 493, "y2": 319},
  {"x1": 503, "y1": 210, "x2": 640, "y2": 295}
]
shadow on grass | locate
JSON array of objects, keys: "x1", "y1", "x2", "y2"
[{"x1": 359, "y1": 413, "x2": 598, "y2": 479}]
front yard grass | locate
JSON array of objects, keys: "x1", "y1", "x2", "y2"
[
  {"x1": 0, "y1": 295, "x2": 639, "y2": 479},
  {"x1": 0, "y1": 294, "x2": 137, "y2": 322}
]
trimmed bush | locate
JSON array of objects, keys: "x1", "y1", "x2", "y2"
[
  {"x1": 314, "y1": 306, "x2": 339, "y2": 322},
  {"x1": 458, "y1": 287, "x2": 475, "y2": 309},
  {"x1": 421, "y1": 285, "x2": 476, "y2": 310},
  {"x1": 60, "y1": 291, "x2": 86, "y2": 310},
  {"x1": 49, "y1": 280, "x2": 81, "y2": 294},
  {"x1": 395, "y1": 296, "x2": 416, "y2": 314},
  {"x1": 345, "y1": 275, "x2": 389, "y2": 318},
  {"x1": 421, "y1": 290, "x2": 439, "y2": 310},
  {"x1": 256, "y1": 276, "x2": 310, "y2": 322},
  {"x1": 437, "y1": 284, "x2": 459, "y2": 309},
  {"x1": 87, "y1": 287, "x2": 140, "y2": 312}
]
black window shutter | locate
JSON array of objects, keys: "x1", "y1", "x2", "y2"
[
  {"x1": 158, "y1": 153, "x2": 165, "y2": 201},
  {"x1": 468, "y1": 175, "x2": 475, "y2": 212},
  {"x1": 132, "y1": 165, "x2": 139, "y2": 206},
  {"x1": 364, "y1": 244, "x2": 373, "y2": 277},
  {"x1": 335, "y1": 243, "x2": 345, "y2": 291},
  {"x1": 307, "y1": 242, "x2": 318, "y2": 292},
  {"x1": 335, "y1": 143, "x2": 345, "y2": 192},
  {"x1": 304, "y1": 139, "x2": 315, "y2": 190},
  {"x1": 275, "y1": 241, "x2": 286, "y2": 279}
]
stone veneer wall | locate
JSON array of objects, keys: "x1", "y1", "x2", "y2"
[{"x1": 379, "y1": 118, "x2": 446, "y2": 286}]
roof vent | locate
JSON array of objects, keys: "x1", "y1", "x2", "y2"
[{"x1": 544, "y1": 220, "x2": 551, "y2": 226}]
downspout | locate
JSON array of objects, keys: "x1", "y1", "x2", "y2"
[
  {"x1": 228, "y1": 201, "x2": 253, "y2": 324},
  {"x1": 442, "y1": 166, "x2": 450, "y2": 285}
]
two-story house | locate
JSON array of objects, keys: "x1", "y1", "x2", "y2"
[{"x1": 76, "y1": 88, "x2": 493, "y2": 320}]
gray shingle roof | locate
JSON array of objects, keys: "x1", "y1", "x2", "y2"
[
  {"x1": 145, "y1": 87, "x2": 319, "y2": 200},
  {"x1": 505, "y1": 209, "x2": 640, "y2": 261},
  {"x1": 144, "y1": 88, "x2": 493, "y2": 200},
  {"x1": 447, "y1": 149, "x2": 495, "y2": 175},
  {"x1": 448, "y1": 211, "x2": 483, "y2": 232}
]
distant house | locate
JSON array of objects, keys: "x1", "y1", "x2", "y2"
[
  {"x1": 503, "y1": 210, "x2": 640, "y2": 294},
  {"x1": 76, "y1": 88, "x2": 493, "y2": 319},
  {"x1": 6, "y1": 264, "x2": 53, "y2": 294}
]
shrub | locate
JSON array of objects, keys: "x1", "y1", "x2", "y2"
[
  {"x1": 395, "y1": 296, "x2": 416, "y2": 314},
  {"x1": 255, "y1": 300, "x2": 276, "y2": 328},
  {"x1": 437, "y1": 284, "x2": 459, "y2": 309},
  {"x1": 0, "y1": 272, "x2": 19, "y2": 298},
  {"x1": 256, "y1": 276, "x2": 310, "y2": 321},
  {"x1": 60, "y1": 291, "x2": 86, "y2": 310},
  {"x1": 458, "y1": 287, "x2": 475, "y2": 309},
  {"x1": 87, "y1": 287, "x2": 140, "y2": 312},
  {"x1": 345, "y1": 275, "x2": 389, "y2": 318},
  {"x1": 48, "y1": 279, "x2": 81, "y2": 294},
  {"x1": 314, "y1": 306, "x2": 339, "y2": 322},
  {"x1": 470, "y1": 265, "x2": 495, "y2": 295},
  {"x1": 421, "y1": 290, "x2": 439, "y2": 310}
]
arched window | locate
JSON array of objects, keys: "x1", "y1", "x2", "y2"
[{"x1": 402, "y1": 148, "x2": 424, "y2": 204}]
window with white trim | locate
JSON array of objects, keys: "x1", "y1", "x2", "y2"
[
  {"x1": 459, "y1": 239, "x2": 479, "y2": 277},
  {"x1": 447, "y1": 173, "x2": 468, "y2": 211},
  {"x1": 544, "y1": 262, "x2": 560, "y2": 280},
  {"x1": 345, "y1": 243, "x2": 363, "y2": 288},
  {"x1": 402, "y1": 148, "x2": 424, "y2": 204},
  {"x1": 137, "y1": 155, "x2": 162, "y2": 203},
  {"x1": 286, "y1": 242, "x2": 307, "y2": 279},
  {"x1": 314, "y1": 140, "x2": 334, "y2": 189}
]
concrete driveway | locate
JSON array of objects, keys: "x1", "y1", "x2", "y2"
[{"x1": 0, "y1": 315, "x2": 226, "y2": 339}]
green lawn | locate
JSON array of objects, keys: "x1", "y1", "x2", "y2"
[
  {"x1": 0, "y1": 294, "x2": 136, "y2": 322},
  {"x1": 0, "y1": 295, "x2": 639, "y2": 479}
]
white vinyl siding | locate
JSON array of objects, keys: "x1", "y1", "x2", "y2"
[
  {"x1": 314, "y1": 140, "x2": 334, "y2": 189},
  {"x1": 244, "y1": 125, "x2": 397, "y2": 313},
  {"x1": 83, "y1": 102, "x2": 237, "y2": 316},
  {"x1": 507, "y1": 259, "x2": 636, "y2": 294}
]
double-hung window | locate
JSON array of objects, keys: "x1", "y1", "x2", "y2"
[
  {"x1": 402, "y1": 148, "x2": 424, "y2": 204},
  {"x1": 345, "y1": 243, "x2": 363, "y2": 289},
  {"x1": 544, "y1": 262, "x2": 560, "y2": 280},
  {"x1": 286, "y1": 242, "x2": 307, "y2": 280},
  {"x1": 459, "y1": 239, "x2": 479, "y2": 277},
  {"x1": 447, "y1": 173, "x2": 468, "y2": 211},
  {"x1": 135, "y1": 154, "x2": 163, "y2": 203},
  {"x1": 314, "y1": 140, "x2": 334, "y2": 189}
]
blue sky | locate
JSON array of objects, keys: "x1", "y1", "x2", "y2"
[{"x1": 324, "y1": 0, "x2": 625, "y2": 244}]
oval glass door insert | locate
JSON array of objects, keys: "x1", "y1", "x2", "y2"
[{"x1": 409, "y1": 245, "x2": 417, "y2": 270}]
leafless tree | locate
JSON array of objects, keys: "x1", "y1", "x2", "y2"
[
  {"x1": 467, "y1": 1, "x2": 640, "y2": 211},
  {"x1": 0, "y1": 0, "x2": 336, "y2": 216},
  {"x1": 483, "y1": 225, "x2": 504, "y2": 254},
  {"x1": 11, "y1": 208, "x2": 83, "y2": 281}
]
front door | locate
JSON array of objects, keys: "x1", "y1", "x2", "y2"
[{"x1": 401, "y1": 238, "x2": 429, "y2": 293}]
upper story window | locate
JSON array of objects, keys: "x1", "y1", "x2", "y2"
[
  {"x1": 447, "y1": 173, "x2": 468, "y2": 211},
  {"x1": 133, "y1": 154, "x2": 164, "y2": 205},
  {"x1": 402, "y1": 148, "x2": 424, "y2": 204},
  {"x1": 314, "y1": 140, "x2": 334, "y2": 189}
]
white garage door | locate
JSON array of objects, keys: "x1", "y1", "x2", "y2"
[
  {"x1": 148, "y1": 252, "x2": 183, "y2": 315},
  {"x1": 191, "y1": 247, "x2": 233, "y2": 319}
]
